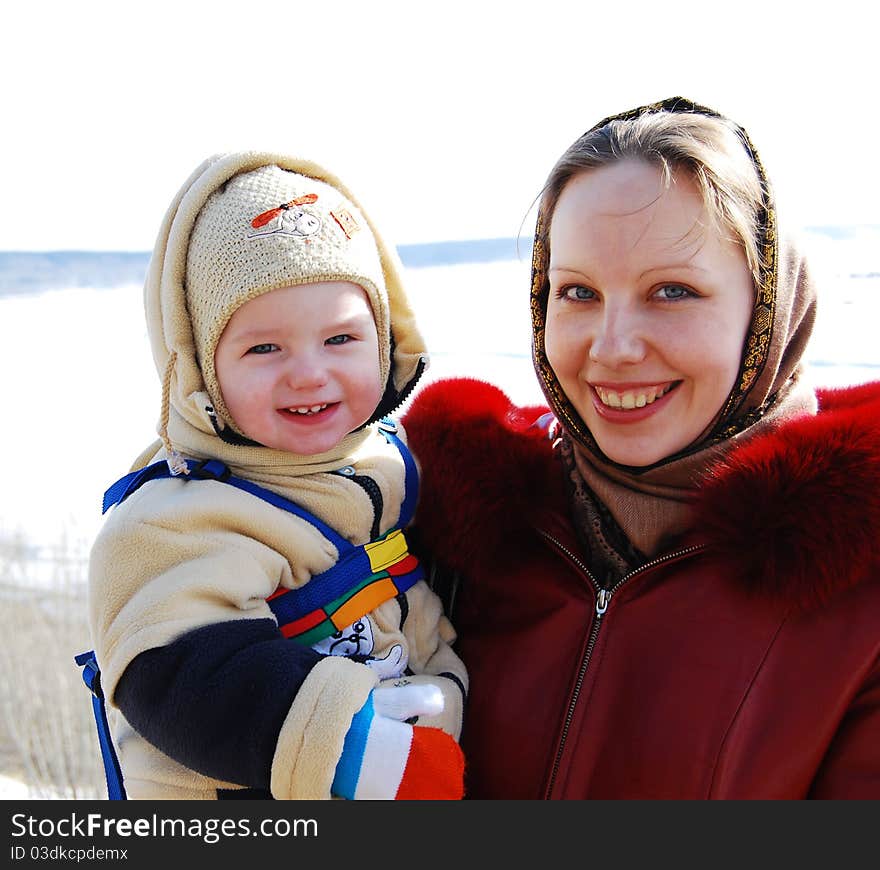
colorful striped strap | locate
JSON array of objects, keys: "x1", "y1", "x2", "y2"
[{"x1": 267, "y1": 527, "x2": 424, "y2": 645}]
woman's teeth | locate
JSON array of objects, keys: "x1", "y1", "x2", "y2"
[
  {"x1": 594, "y1": 384, "x2": 674, "y2": 410},
  {"x1": 287, "y1": 404, "x2": 328, "y2": 415}
]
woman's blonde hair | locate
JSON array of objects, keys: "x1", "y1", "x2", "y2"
[{"x1": 537, "y1": 104, "x2": 768, "y2": 285}]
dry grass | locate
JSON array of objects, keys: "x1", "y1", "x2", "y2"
[{"x1": 0, "y1": 528, "x2": 105, "y2": 799}]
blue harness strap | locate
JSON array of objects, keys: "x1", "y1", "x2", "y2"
[
  {"x1": 102, "y1": 418, "x2": 415, "y2": 528},
  {"x1": 378, "y1": 419, "x2": 419, "y2": 526},
  {"x1": 78, "y1": 418, "x2": 419, "y2": 800},
  {"x1": 73, "y1": 651, "x2": 126, "y2": 800},
  {"x1": 104, "y1": 457, "x2": 351, "y2": 550}
]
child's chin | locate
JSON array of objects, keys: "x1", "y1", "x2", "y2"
[{"x1": 276, "y1": 431, "x2": 345, "y2": 456}]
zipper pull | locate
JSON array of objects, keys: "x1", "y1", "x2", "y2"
[{"x1": 596, "y1": 588, "x2": 611, "y2": 616}]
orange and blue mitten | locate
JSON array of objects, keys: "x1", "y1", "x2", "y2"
[{"x1": 332, "y1": 684, "x2": 464, "y2": 800}]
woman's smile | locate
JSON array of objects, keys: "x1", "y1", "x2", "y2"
[{"x1": 589, "y1": 380, "x2": 680, "y2": 424}]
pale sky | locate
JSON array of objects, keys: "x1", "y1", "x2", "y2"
[{"x1": 2, "y1": 0, "x2": 877, "y2": 251}]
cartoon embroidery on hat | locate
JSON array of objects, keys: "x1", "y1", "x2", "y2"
[{"x1": 248, "y1": 193, "x2": 322, "y2": 239}]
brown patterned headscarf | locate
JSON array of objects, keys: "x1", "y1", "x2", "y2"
[{"x1": 530, "y1": 98, "x2": 818, "y2": 578}]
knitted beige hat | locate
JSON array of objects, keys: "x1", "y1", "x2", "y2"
[{"x1": 186, "y1": 165, "x2": 390, "y2": 428}]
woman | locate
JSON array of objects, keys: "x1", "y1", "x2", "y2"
[{"x1": 403, "y1": 97, "x2": 880, "y2": 799}]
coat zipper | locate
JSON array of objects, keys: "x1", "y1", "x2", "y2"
[
  {"x1": 378, "y1": 356, "x2": 428, "y2": 422},
  {"x1": 537, "y1": 529, "x2": 705, "y2": 797}
]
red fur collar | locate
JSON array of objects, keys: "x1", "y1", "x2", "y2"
[
  {"x1": 404, "y1": 378, "x2": 880, "y2": 611},
  {"x1": 693, "y1": 381, "x2": 880, "y2": 609},
  {"x1": 404, "y1": 378, "x2": 559, "y2": 576}
]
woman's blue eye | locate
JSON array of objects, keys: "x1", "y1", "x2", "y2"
[
  {"x1": 656, "y1": 284, "x2": 693, "y2": 300},
  {"x1": 561, "y1": 285, "x2": 595, "y2": 301},
  {"x1": 326, "y1": 334, "x2": 351, "y2": 345},
  {"x1": 248, "y1": 343, "x2": 278, "y2": 354}
]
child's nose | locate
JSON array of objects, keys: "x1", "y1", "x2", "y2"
[{"x1": 285, "y1": 354, "x2": 328, "y2": 390}]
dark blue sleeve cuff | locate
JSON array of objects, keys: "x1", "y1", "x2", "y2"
[{"x1": 115, "y1": 618, "x2": 323, "y2": 788}]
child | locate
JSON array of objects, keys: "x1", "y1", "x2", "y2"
[{"x1": 87, "y1": 153, "x2": 467, "y2": 800}]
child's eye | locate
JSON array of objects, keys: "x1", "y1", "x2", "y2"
[
  {"x1": 247, "y1": 343, "x2": 279, "y2": 354},
  {"x1": 654, "y1": 284, "x2": 695, "y2": 300},
  {"x1": 556, "y1": 285, "x2": 596, "y2": 302},
  {"x1": 326, "y1": 334, "x2": 351, "y2": 345}
]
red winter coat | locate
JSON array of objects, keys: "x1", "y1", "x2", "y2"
[{"x1": 403, "y1": 377, "x2": 880, "y2": 799}]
